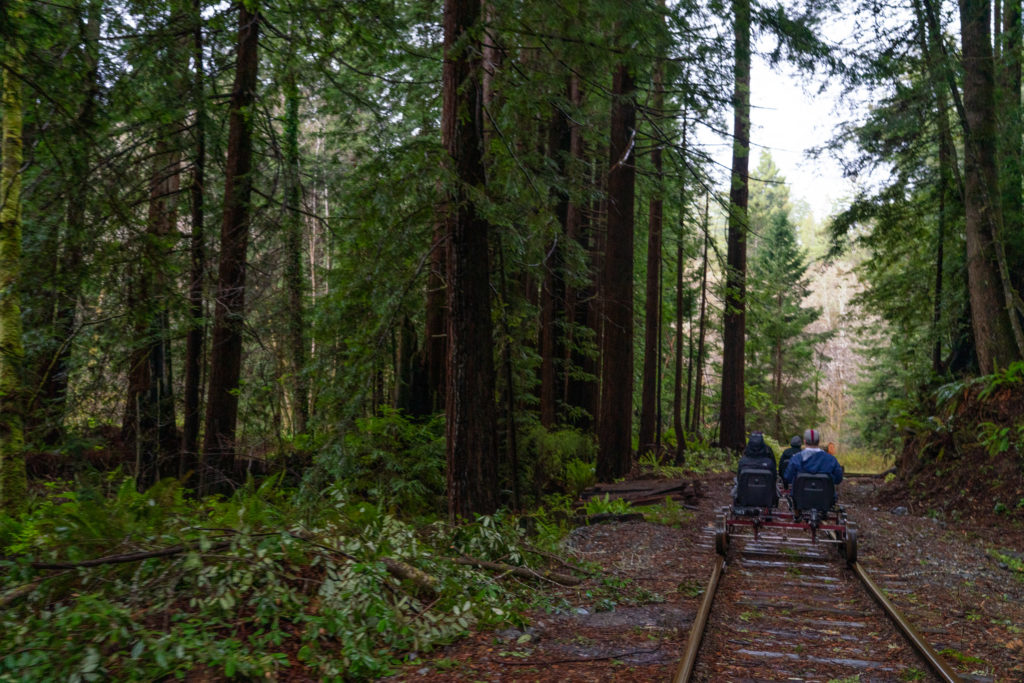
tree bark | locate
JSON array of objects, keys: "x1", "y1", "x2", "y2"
[
  {"x1": 424, "y1": 209, "x2": 447, "y2": 414},
  {"x1": 998, "y1": 0, "x2": 1024, "y2": 292},
  {"x1": 182, "y1": 0, "x2": 206, "y2": 477},
  {"x1": 0, "y1": 2, "x2": 28, "y2": 512},
  {"x1": 958, "y1": 0, "x2": 1021, "y2": 373},
  {"x1": 691, "y1": 197, "x2": 710, "y2": 437},
  {"x1": 673, "y1": 226, "x2": 687, "y2": 464},
  {"x1": 202, "y1": 5, "x2": 260, "y2": 494},
  {"x1": 540, "y1": 98, "x2": 571, "y2": 428},
  {"x1": 443, "y1": 0, "x2": 499, "y2": 519},
  {"x1": 596, "y1": 62, "x2": 636, "y2": 482},
  {"x1": 282, "y1": 67, "x2": 309, "y2": 437},
  {"x1": 125, "y1": 133, "x2": 181, "y2": 490},
  {"x1": 719, "y1": 0, "x2": 751, "y2": 451},
  {"x1": 32, "y1": 0, "x2": 101, "y2": 446},
  {"x1": 564, "y1": 76, "x2": 597, "y2": 430},
  {"x1": 639, "y1": 63, "x2": 664, "y2": 458}
]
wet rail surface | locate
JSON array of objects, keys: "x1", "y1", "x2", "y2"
[{"x1": 674, "y1": 527, "x2": 961, "y2": 682}]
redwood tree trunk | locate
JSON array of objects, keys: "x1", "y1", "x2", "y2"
[
  {"x1": 126, "y1": 134, "x2": 181, "y2": 490},
  {"x1": 673, "y1": 233, "x2": 687, "y2": 464},
  {"x1": 540, "y1": 98, "x2": 571, "y2": 428},
  {"x1": 639, "y1": 64, "x2": 664, "y2": 457},
  {"x1": 719, "y1": 0, "x2": 750, "y2": 451},
  {"x1": 959, "y1": 0, "x2": 1020, "y2": 373},
  {"x1": 596, "y1": 62, "x2": 636, "y2": 482},
  {"x1": 202, "y1": 5, "x2": 259, "y2": 494},
  {"x1": 691, "y1": 199, "x2": 710, "y2": 436},
  {"x1": 564, "y1": 76, "x2": 597, "y2": 429},
  {"x1": 0, "y1": 2, "x2": 28, "y2": 512},
  {"x1": 999, "y1": 0, "x2": 1024, "y2": 291},
  {"x1": 282, "y1": 68, "x2": 309, "y2": 436},
  {"x1": 443, "y1": 0, "x2": 498, "y2": 519},
  {"x1": 424, "y1": 210, "x2": 447, "y2": 414},
  {"x1": 182, "y1": 0, "x2": 206, "y2": 477}
]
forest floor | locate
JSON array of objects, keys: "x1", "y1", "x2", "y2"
[{"x1": 384, "y1": 471, "x2": 1024, "y2": 682}]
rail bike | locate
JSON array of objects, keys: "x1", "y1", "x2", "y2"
[{"x1": 714, "y1": 469, "x2": 857, "y2": 564}]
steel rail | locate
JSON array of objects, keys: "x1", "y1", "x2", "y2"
[
  {"x1": 671, "y1": 554, "x2": 724, "y2": 683},
  {"x1": 852, "y1": 561, "x2": 961, "y2": 683}
]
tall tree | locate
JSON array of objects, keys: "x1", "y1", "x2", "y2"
[
  {"x1": 958, "y1": 0, "x2": 1021, "y2": 373},
  {"x1": 539, "y1": 100, "x2": 570, "y2": 428},
  {"x1": 691, "y1": 198, "x2": 710, "y2": 438},
  {"x1": 202, "y1": 3, "x2": 260, "y2": 493},
  {"x1": 639, "y1": 61, "x2": 665, "y2": 457},
  {"x1": 281, "y1": 56, "x2": 309, "y2": 436},
  {"x1": 0, "y1": 0, "x2": 28, "y2": 511},
  {"x1": 443, "y1": 0, "x2": 498, "y2": 518},
  {"x1": 746, "y1": 210, "x2": 824, "y2": 437},
  {"x1": 563, "y1": 76, "x2": 598, "y2": 429},
  {"x1": 720, "y1": 0, "x2": 751, "y2": 451},
  {"x1": 31, "y1": 0, "x2": 102, "y2": 446},
  {"x1": 125, "y1": 131, "x2": 181, "y2": 490},
  {"x1": 182, "y1": 0, "x2": 206, "y2": 475},
  {"x1": 998, "y1": 0, "x2": 1024, "y2": 292},
  {"x1": 596, "y1": 58, "x2": 637, "y2": 482}
]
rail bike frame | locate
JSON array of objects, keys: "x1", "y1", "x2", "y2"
[{"x1": 714, "y1": 470, "x2": 857, "y2": 564}]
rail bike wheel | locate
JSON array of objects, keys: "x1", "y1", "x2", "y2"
[
  {"x1": 715, "y1": 512, "x2": 729, "y2": 556},
  {"x1": 843, "y1": 521, "x2": 858, "y2": 565}
]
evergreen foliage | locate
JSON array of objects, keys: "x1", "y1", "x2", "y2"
[
  {"x1": 746, "y1": 210, "x2": 826, "y2": 438},
  {"x1": 744, "y1": 153, "x2": 826, "y2": 440}
]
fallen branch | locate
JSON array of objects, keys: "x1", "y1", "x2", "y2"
[
  {"x1": 0, "y1": 579, "x2": 43, "y2": 608},
  {"x1": 381, "y1": 557, "x2": 439, "y2": 596},
  {"x1": 629, "y1": 495, "x2": 699, "y2": 508},
  {"x1": 572, "y1": 512, "x2": 646, "y2": 525},
  {"x1": 521, "y1": 542, "x2": 598, "y2": 576},
  {"x1": 30, "y1": 541, "x2": 233, "y2": 570},
  {"x1": 453, "y1": 556, "x2": 583, "y2": 586},
  {"x1": 492, "y1": 644, "x2": 661, "y2": 666},
  {"x1": 288, "y1": 530, "x2": 437, "y2": 597}
]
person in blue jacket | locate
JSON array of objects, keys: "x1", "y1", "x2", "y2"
[{"x1": 783, "y1": 428, "x2": 843, "y2": 487}]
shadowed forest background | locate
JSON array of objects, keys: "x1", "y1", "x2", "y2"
[{"x1": 1, "y1": 0, "x2": 1023, "y2": 678}]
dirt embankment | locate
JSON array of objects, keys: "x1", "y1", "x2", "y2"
[{"x1": 888, "y1": 380, "x2": 1024, "y2": 527}]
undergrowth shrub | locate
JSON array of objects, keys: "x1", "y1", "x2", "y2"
[
  {"x1": 315, "y1": 408, "x2": 445, "y2": 516},
  {"x1": 519, "y1": 426, "x2": 597, "y2": 501},
  {"x1": 0, "y1": 477, "x2": 556, "y2": 681}
]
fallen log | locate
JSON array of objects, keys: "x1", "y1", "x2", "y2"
[
  {"x1": 30, "y1": 541, "x2": 233, "y2": 570},
  {"x1": 453, "y1": 556, "x2": 583, "y2": 586},
  {"x1": 572, "y1": 512, "x2": 646, "y2": 525}
]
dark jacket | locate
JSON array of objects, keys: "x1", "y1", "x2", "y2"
[
  {"x1": 783, "y1": 447, "x2": 844, "y2": 485},
  {"x1": 737, "y1": 434, "x2": 777, "y2": 481},
  {"x1": 778, "y1": 446, "x2": 801, "y2": 483}
]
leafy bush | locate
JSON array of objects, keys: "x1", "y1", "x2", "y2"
[
  {"x1": 518, "y1": 426, "x2": 597, "y2": 501},
  {"x1": 0, "y1": 478, "x2": 552, "y2": 681},
  {"x1": 564, "y1": 458, "x2": 596, "y2": 497},
  {"x1": 583, "y1": 494, "x2": 633, "y2": 516},
  {"x1": 976, "y1": 360, "x2": 1024, "y2": 400},
  {"x1": 683, "y1": 445, "x2": 734, "y2": 474},
  {"x1": 637, "y1": 450, "x2": 685, "y2": 478},
  {"x1": 644, "y1": 497, "x2": 694, "y2": 528},
  {"x1": 315, "y1": 408, "x2": 446, "y2": 516}
]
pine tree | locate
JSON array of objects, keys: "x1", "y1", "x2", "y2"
[{"x1": 746, "y1": 211, "x2": 825, "y2": 438}]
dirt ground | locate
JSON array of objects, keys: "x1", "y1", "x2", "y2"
[{"x1": 385, "y1": 472, "x2": 1024, "y2": 682}]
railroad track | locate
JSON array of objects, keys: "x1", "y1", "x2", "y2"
[{"x1": 673, "y1": 526, "x2": 962, "y2": 682}]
